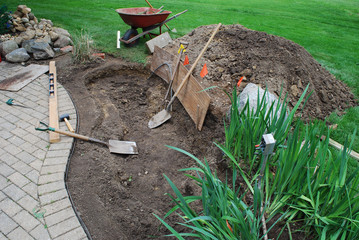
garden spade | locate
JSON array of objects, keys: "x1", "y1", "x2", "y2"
[
  {"x1": 148, "y1": 23, "x2": 221, "y2": 129},
  {"x1": 35, "y1": 122, "x2": 138, "y2": 154}
]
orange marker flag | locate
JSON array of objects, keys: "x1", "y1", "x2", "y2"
[
  {"x1": 200, "y1": 63, "x2": 208, "y2": 78},
  {"x1": 237, "y1": 76, "x2": 244, "y2": 87},
  {"x1": 183, "y1": 55, "x2": 189, "y2": 66}
]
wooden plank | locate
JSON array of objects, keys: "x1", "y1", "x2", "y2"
[
  {"x1": 151, "y1": 46, "x2": 211, "y2": 130},
  {"x1": 48, "y1": 61, "x2": 60, "y2": 143},
  {"x1": 0, "y1": 64, "x2": 49, "y2": 91}
]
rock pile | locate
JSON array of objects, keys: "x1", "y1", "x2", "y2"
[{"x1": 0, "y1": 5, "x2": 73, "y2": 63}]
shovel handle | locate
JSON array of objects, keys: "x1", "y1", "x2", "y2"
[{"x1": 167, "y1": 23, "x2": 221, "y2": 107}]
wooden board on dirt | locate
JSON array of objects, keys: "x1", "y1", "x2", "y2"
[
  {"x1": 0, "y1": 64, "x2": 49, "y2": 91},
  {"x1": 48, "y1": 61, "x2": 60, "y2": 143},
  {"x1": 151, "y1": 46, "x2": 211, "y2": 130}
]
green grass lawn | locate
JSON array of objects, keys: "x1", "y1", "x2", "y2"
[{"x1": 4, "y1": 0, "x2": 359, "y2": 152}]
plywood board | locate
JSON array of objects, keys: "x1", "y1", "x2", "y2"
[
  {"x1": 0, "y1": 64, "x2": 49, "y2": 91},
  {"x1": 151, "y1": 46, "x2": 211, "y2": 130},
  {"x1": 48, "y1": 61, "x2": 60, "y2": 143}
]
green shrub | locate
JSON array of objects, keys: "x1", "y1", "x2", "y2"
[{"x1": 0, "y1": 5, "x2": 11, "y2": 34}]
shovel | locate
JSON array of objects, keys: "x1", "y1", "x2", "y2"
[
  {"x1": 35, "y1": 121, "x2": 138, "y2": 155},
  {"x1": 148, "y1": 47, "x2": 185, "y2": 128},
  {"x1": 148, "y1": 23, "x2": 221, "y2": 129}
]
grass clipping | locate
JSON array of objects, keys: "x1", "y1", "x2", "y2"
[{"x1": 72, "y1": 30, "x2": 99, "y2": 64}]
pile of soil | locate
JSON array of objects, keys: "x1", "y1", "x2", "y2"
[
  {"x1": 164, "y1": 24, "x2": 357, "y2": 120},
  {"x1": 54, "y1": 24, "x2": 357, "y2": 240}
]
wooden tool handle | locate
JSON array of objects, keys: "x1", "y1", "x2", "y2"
[
  {"x1": 53, "y1": 128, "x2": 89, "y2": 141},
  {"x1": 145, "y1": 0, "x2": 171, "y2": 30},
  {"x1": 167, "y1": 23, "x2": 221, "y2": 107},
  {"x1": 64, "y1": 118, "x2": 75, "y2": 133}
]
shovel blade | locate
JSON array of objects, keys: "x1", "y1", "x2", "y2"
[
  {"x1": 108, "y1": 140, "x2": 138, "y2": 154},
  {"x1": 148, "y1": 109, "x2": 171, "y2": 129}
]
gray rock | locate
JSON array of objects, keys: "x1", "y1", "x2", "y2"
[
  {"x1": 5, "y1": 48, "x2": 30, "y2": 62},
  {"x1": 29, "y1": 20, "x2": 35, "y2": 25},
  {"x1": 48, "y1": 31, "x2": 59, "y2": 42},
  {"x1": 14, "y1": 36, "x2": 24, "y2": 46},
  {"x1": 31, "y1": 42, "x2": 55, "y2": 60},
  {"x1": 54, "y1": 35, "x2": 73, "y2": 48},
  {"x1": 53, "y1": 27, "x2": 71, "y2": 37},
  {"x1": 35, "y1": 35, "x2": 52, "y2": 46},
  {"x1": 21, "y1": 17, "x2": 29, "y2": 23},
  {"x1": 22, "y1": 39, "x2": 36, "y2": 53},
  {"x1": 28, "y1": 12, "x2": 35, "y2": 20},
  {"x1": 19, "y1": 29, "x2": 36, "y2": 40},
  {"x1": 229, "y1": 83, "x2": 288, "y2": 123},
  {"x1": 0, "y1": 40, "x2": 19, "y2": 57}
]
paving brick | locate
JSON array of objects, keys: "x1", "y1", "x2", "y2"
[
  {"x1": 22, "y1": 182, "x2": 38, "y2": 199},
  {"x1": 29, "y1": 159, "x2": 43, "y2": 172},
  {"x1": 0, "y1": 191, "x2": 6, "y2": 201},
  {"x1": 48, "y1": 216, "x2": 79, "y2": 238},
  {"x1": 0, "y1": 130, "x2": 13, "y2": 140},
  {"x1": 15, "y1": 120, "x2": 32, "y2": 131},
  {"x1": 0, "y1": 121, "x2": 16, "y2": 131},
  {"x1": 0, "y1": 231, "x2": 6, "y2": 240},
  {"x1": 40, "y1": 164, "x2": 66, "y2": 175},
  {"x1": 7, "y1": 226, "x2": 35, "y2": 240},
  {"x1": 19, "y1": 142, "x2": 38, "y2": 154},
  {"x1": 13, "y1": 210, "x2": 40, "y2": 231},
  {"x1": 30, "y1": 223, "x2": 51, "y2": 240},
  {"x1": 40, "y1": 189, "x2": 68, "y2": 205},
  {"x1": 3, "y1": 184, "x2": 26, "y2": 201},
  {"x1": 0, "y1": 137, "x2": 10, "y2": 148},
  {"x1": 43, "y1": 156, "x2": 68, "y2": 166},
  {"x1": 46, "y1": 150, "x2": 70, "y2": 158},
  {"x1": 0, "y1": 153, "x2": 19, "y2": 166},
  {"x1": 7, "y1": 136, "x2": 25, "y2": 147},
  {"x1": 32, "y1": 148, "x2": 47, "y2": 160},
  {"x1": 25, "y1": 169, "x2": 39, "y2": 183},
  {"x1": 0, "y1": 212, "x2": 18, "y2": 234},
  {"x1": 0, "y1": 162, "x2": 15, "y2": 177},
  {"x1": 44, "y1": 206, "x2": 76, "y2": 227},
  {"x1": 0, "y1": 198, "x2": 22, "y2": 217},
  {"x1": 43, "y1": 198, "x2": 71, "y2": 216},
  {"x1": 49, "y1": 142, "x2": 73, "y2": 151},
  {"x1": 22, "y1": 133, "x2": 42, "y2": 145},
  {"x1": 54, "y1": 226, "x2": 87, "y2": 240},
  {"x1": 18, "y1": 195, "x2": 39, "y2": 213},
  {"x1": 8, "y1": 172, "x2": 30, "y2": 187},
  {"x1": 38, "y1": 172, "x2": 64, "y2": 185},
  {"x1": 11, "y1": 161, "x2": 32, "y2": 175},
  {"x1": 16, "y1": 151, "x2": 37, "y2": 164},
  {"x1": 4, "y1": 144, "x2": 22, "y2": 156},
  {"x1": 38, "y1": 181, "x2": 64, "y2": 196},
  {"x1": 0, "y1": 174, "x2": 11, "y2": 189},
  {"x1": 2, "y1": 113, "x2": 20, "y2": 124}
]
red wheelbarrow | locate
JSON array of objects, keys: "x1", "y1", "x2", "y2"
[{"x1": 115, "y1": 7, "x2": 187, "y2": 47}]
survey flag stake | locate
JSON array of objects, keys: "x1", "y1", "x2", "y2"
[
  {"x1": 200, "y1": 63, "x2": 208, "y2": 78},
  {"x1": 178, "y1": 44, "x2": 186, "y2": 53},
  {"x1": 183, "y1": 55, "x2": 189, "y2": 66}
]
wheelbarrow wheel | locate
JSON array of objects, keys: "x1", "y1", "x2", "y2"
[{"x1": 123, "y1": 28, "x2": 139, "y2": 47}]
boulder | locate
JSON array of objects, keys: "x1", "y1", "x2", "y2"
[
  {"x1": 54, "y1": 35, "x2": 73, "y2": 48},
  {"x1": 22, "y1": 39, "x2": 36, "y2": 53},
  {"x1": 229, "y1": 83, "x2": 288, "y2": 123},
  {"x1": 48, "y1": 31, "x2": 59, "y2": 42},
  {"x1": 14, "y1": 36, "x2": 24, "y2": 46},
  {"x1": 31, "y1": 42, "x2": 55, "y2": 60},
  {"x1": 0, "y1": 40, "x2": 19, "y2": 57},
  {"x1": 35, "y1": 35, "x2": 52, "y2": 45},
  {"x1": 19, "y1": 29, "x2": 36, "y2": 40},
  {"x1": 5, "y1": 48, "x2": 30, "y2": 63},
  {"x1": 53, "y1": 27, "x2": 71, "y2": 37}
]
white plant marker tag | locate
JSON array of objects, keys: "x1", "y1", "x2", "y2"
[{"x1": 117, "y1": 31, "x2": 121, "y2": 49}]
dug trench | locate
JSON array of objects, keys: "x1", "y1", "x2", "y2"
[
  {"x1": 55, "y1": 24, "x2": 357, "y2": 239},
  {"x1": 57, "y1": 56, "x2": 225, "y2": 239}
]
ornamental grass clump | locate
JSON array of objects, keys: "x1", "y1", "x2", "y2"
[{"x1": 154, "y1": 146, "x2": 281, "y2": 239}]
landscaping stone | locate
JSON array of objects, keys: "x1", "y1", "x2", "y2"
[
  {"x1": 21, "y1": 39, "x2": 36, "y2": 53},
  {"x1": 229, "y1": 83, "x2": 287, "y2": 122},
  {"x1": 19, "y1": 29, "x2": 36, "y2": 41},
  {"x1": 0, "y1": 40, "x2": 19, "y2": 57},
  {"x1": 53, "y1": 27, "x2": 71, "y2": 38},
  {"x1": 5, "y1": 48, "x2": 30, "y2": 63},
  {"x1": 31, "y1": 42, "x2": 55, "y2": 60},
  {"x1": 54, "y1": 35, "x2": 73, "y2": 48}
]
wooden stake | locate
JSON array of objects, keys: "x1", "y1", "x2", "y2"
[{"x1": 48, "y1": 61, "x2": 60, "y2": 143}]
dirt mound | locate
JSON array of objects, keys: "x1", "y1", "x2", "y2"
[{"x1": 164, "y1": 24, "x2": 357, "y2": 120}]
